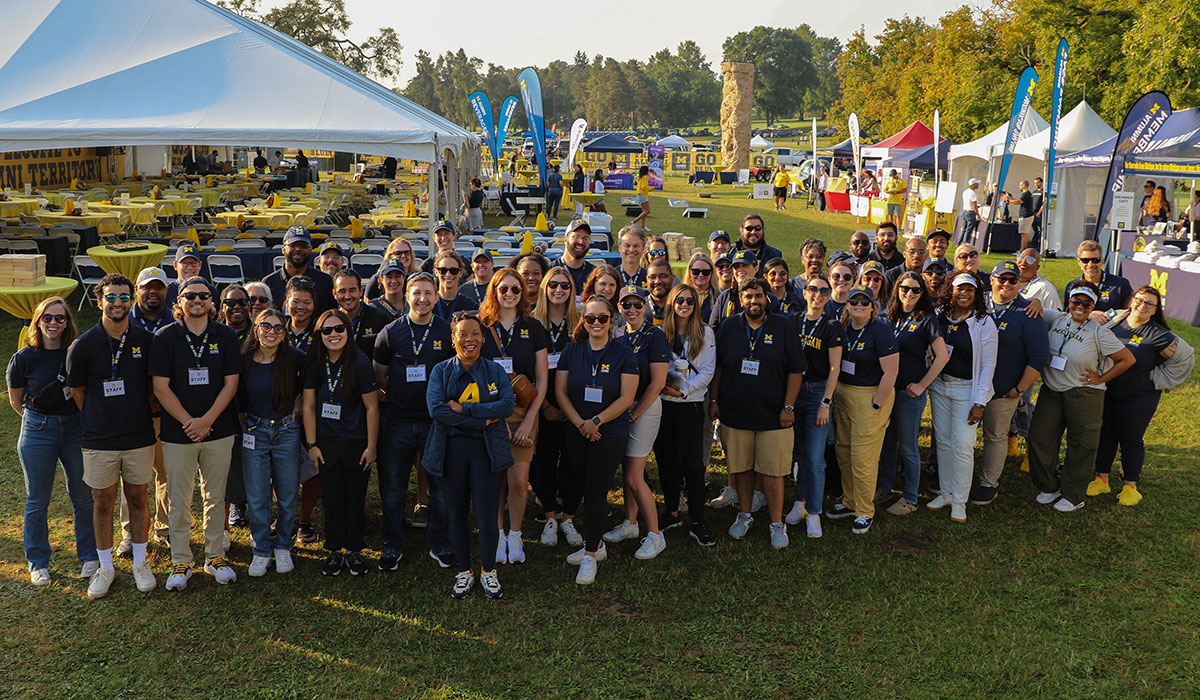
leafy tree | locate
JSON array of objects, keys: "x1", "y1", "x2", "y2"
[
  {"x1": 723, "y1": 26, "x2": 818, "y2": 123},
  {"x1": 646, "y1": 41, "x2": 720, "y2": 128},
  {"x1": 402, "y1": 50, "x2": 438, "y2": 113}
]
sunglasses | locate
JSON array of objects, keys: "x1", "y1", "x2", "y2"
[
  {"x1": 1018, "y1": 255, "x2": 1037, "y2": 265},
  {"x1": 851, "y1": 239, "x2": 870, "y2": 246},
  {"x1": 743, "y1": 225, "x2": 763, "y2": 232},
  {"x1": 1068, "y1": 297, "x2": 1095, "y2": 307},
  {"x1": 847, "y1": 298, "x2": 873, "y2": 307},
  {"x1": 223, "y1": 298, "x2": 248, "y2": 307},
  {"x1": 320, "y1": 324, "x2": 348, "y2": 335},
  {"x1": 995, "y1": 276, "x2": 1020, "y2": 286},
  {"x1": 258, "y1": 321, "x2": 285, "y2": 333},
  {"x1": 182, "y1": 291, "x2": 211, "y2": 301},
  {"x1": 1078, "y1": 257, "x2": 1101, "y2": 264},
  {"x1": 648, "y1": 250, "x2": 667, "y2": 257},
  {"x1": 583, "y1": 314, "x2": 611, "y2": 325},
  {"x1": 673, "y1": 297, "x2": 696, "y2": 306},
  {"x1": 496, "y1": 284, "x2": 521, "y2": 295},
  {"x1": 716, "y1": 263, "x2": 732, "y2": 270},
  {"x1": 621, "y1": 300, "x2": 645, "y2": 310},
  {"x1": 689, "y1": 267, "x2": 712, "y2": 277},
  {"x1": 395, "y1": 250, "x2": 413, "y2": 256},
  {"x1": 249, "y1": 295, "x2": 271, "y2": 305},
  {"x1": 40, "y1": 313, "x2": 67, "y2": 324},
  {"x1": 103, "y1": 293, "x2": 133, "y2": 303},
  {"x1": 956, "y1": 251, "x2": 980, "y2": 260},
  {"x1": 547, "y1": 280, "x2": 571, "y2": 290},
  {"x1": 805, "y1": 285, "x2": 831, "y2": 296},
  {"x1": 831, "y1": 273, "x2": 854, "y2": 282},
  {"x1": 898, "y1": 285, "x2": 922, "y2": 294},
  {"x1": 766, "y1": 268, "x2": 790, "y2": 276},
  {"x1": 436, "y1": 267, "x2": 462, "y2": 276}
]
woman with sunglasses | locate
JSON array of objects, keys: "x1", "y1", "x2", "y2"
[
  {"x1": 555, "y1": 296, "x2": 639, "y2": 584},
  {"x1": 244, "y1": 281, "x2": 273, "y2": 320},
  {"x1": 530, "y1": 268, "x2": 583, "y2": 547},
  {"x1": 432, "y1": 250, "x2": 477, "y2": 321},
  {"x1": 7, "y1": 297, "x2": 95, "y2": 587},
  {"x1": 925, "y1": 272, "x2": 997, "y2": 523},
  {"x1": 368, "y1": 257, "x2": 407, "y2": 320},
  {"x1": 302, "y1": 309, "x2": 380, "y2": 576},
  {"x1": 878, "y1": 271, "x2": 948, "y2": 516},
  {"x1": 827, "y1": 262, "x2": 856, "y2": 319},
  {"x1": 714, "y1": 254, "x2": 735, "y2": 292},
  {"x1": 856, "y1": 261, "x2": 889, "y2": 310},
  {"x1": 682, "y1": 252, "x2": 717, "y2": 322},
  {"x1": 1091, "y1": 286, "x2": 1190, "y2": 506},
  {"x1": 602, "y1": 286, "x2": 669, "y2": 559},
  {"x1": 616, "y1": 225, "x2": 648, "y2": 289},
  {"x1": 220, "y1": 284, "x2": 252, "y2": 345},
  {"x1": 364, "y1": 238, "x2": 416, "y2": 300},
  {"x1": 827, "y1": 285, "x2": 899, "y2": 535},
  {"x1": 479, "y1": 268, "x2": 549, "y2": 564},
  {"x1": 239, "y1": 309, "x2": 304, "y2": 577},
  {"x1": 423, "y1": 312, "x2": 515, "y2": 599},
  {"x1": 582, "y1": 264, "x2": 622, "y2": 307},
  {"x1": 655, "y1": 283, "x2": 717, "y2": 545},
  {"x1": 763, "y1": 258, "x2": 803, "y2": 315},
  {"x1": 511, "y1": 252, "x2": 549, "y2": 308},
  {"x1": 784, "y1": 275, "x2": 843, "y2": 537},
  {"x1": 1027, "y1": 283, "x2": 1134, "y2": 512}
]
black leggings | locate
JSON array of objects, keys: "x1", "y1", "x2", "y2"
[
  {"x1": 531, "y1": 417, "x2": 578, "y2": 517},
  {"x1": 655, "y1": 400, "x2": 706, "y2": 525},
  {"x1": 442, "y1": 435, "x2": 504, "y2": 571},
  {"x1": 1095, "y1": 389, "x2": 1161, "y2": 483},
  {"x1": 564, "y1": 430, "x2": 627, "y2": 552},
  {"x1": 318, "y1": 437, "x2": 369, "y2": 552}
]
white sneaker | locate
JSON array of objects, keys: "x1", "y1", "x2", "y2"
[
  {"x1": 80, "y1": 560, "x2": 100, "y2": 579},
  {"x1": 950, "y1": 502, "x2": 967, "y2": 522},
  {"x1": 204, "y1": 557, "x2": 237, "y2": 584},
  {"x1": 785, "y1": 501, "x2": 807, "y2": 525},
  {"x1": 507, "y1": 531, "x2": 526, "y2": 564},
  {"x1": 540, "y1": 519, "x2": 559, "y2": 546},
  {"x1": 114, "y1": 538, "x2": 133, "y2": 558},
  {"x1": 805, "y1": 513, "x2": 823, "y2": 538},
  {"x1": 750, "y1": 491, "x2": 767, "y2": 513},
  {"x1": 132, "y1": 562, "x2": 156, "y2": 592},
  {"x1": 1036, "y1": 491, "x2": 1062, "y2": 505},
  {"x1": 30, "y1": 568, "x2": 50, "y2": 587},
  {"x1": 926, "y1": 493, "x2": 951, "y2": 510},
  {"x1": 274, "y1": 548, "x2": 295, "y2": 574},
  {"x1": 560, "y1": 518, "x2": 584, "y2": 547},
  {"x1": 769, "y1": 522, "x2": 789, "y2": 550},
  {"x1": 87, "y1": 566, "x2": 116, "y2": 599},
  {"x1": 567, "y1": 542, "x2": 607, "y2": 565},
  {"x1": 602, "y1": 520, "x2": 639, "y2": 543},
  {"x1": 575, "y1": 555, "x2": 598, "y2": 585},
  {"x1": 222, "y1": 530, "x2": 232, "y2": 553},
  {"x1": 164, "y1": 563, "x2": 192, "y2": 591},
  {"x1": 709, "y1": 485, "x2": 738, "y2": 508},
  {"x1": 495, "y1": 530, "x2": 508, "y2": 565},
  {"x1": 677, "y1": 499, "x2": 689, "y2": 515},
  {"x1": 248, "y1": 555, "x2": 271, "y2": 577},
  {"x1": 634, "y1": 532, "x2": 666, "y2": 560},
  {"x1": 1053, "y1": 497, "x2": 1085, "y2": 512}
]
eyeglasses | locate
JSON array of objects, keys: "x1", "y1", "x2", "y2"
[
  {"x1": 805, "y1": 285, "x2": 831, "y2": 296},
  {"x1": 1078, "y1": 257, "x2": 1101, "y2": 265},
  {"x1": 831, "y1": 273, "x2": 854, "y2": 282},
  {"x1": 621, "y1": 300, "x2": 645, "y2": 310},
  {"x1": 103, "y1": 293, "x2": 133, "y2": 303},
  {"x1": 673, "y1": 297, "x2": 696, "y2": 306},
  {"x1": 851, "y1": 239, "x2": 870, "y2": 246},
  {"x1": 182, "y1": 291, "x2": 211, "y2": 301},
  {"x1": 743, "y1": 225, "x2": 763, "y2": 232},
  {"x1": 249, "y1": 296, "x2": 271, "y2": 305},
  {"x1": 547, "y1": 280, "x2": 571, "y2": 290},
  {"x1": 258, "y1": 321, "x2": 285, "y2": 333},
  {"x1": 648, "y1": 250, "x2": 667, "y2": 258},
  {"x1": 496, "y1": 284, "x2": 521, "y2": 295},
  {"x1": 223, "y1": 298, "x2": 248, "y2": 307},
  {"x1": 320, "y1": 324, "x2": 347, "y2": 335},
  {"x1": 1132, "y1": 297, "x2": 1158, "y2": 309},
  {"x1": 40, "y1": 313, "x2": 67, "y2": 324},
  {"x1": 436, "y1": 267, "x2": 462, "y2": 276},
  {"x1": 956, "y1": 251, "x2": 979, "y2": 260},
  {"x1": 689, "y1": 267, "x2": 712, "y2": 277},
  {"x1": 995, "y1": 276, "x2": 1020, "y2": 286},
  {"x1": 1068, "y1": 297, "x2": 1095, "y2": 308},
  {"x1": 898, "y1": 285, "x2": 922, "y2": 295},
  {"x1": 847, "y1": 298, "x2": 872, "y2": 307},
  {"x1": 583, "y1": 314, "x2": 611, "y2": 325}
]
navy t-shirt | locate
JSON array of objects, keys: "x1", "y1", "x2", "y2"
[
  {"x1": 714, "y1": 313, "x2": 806, "y2": 431},
  {"x1": 619, "y1": 323, "x2": 670, "y2": 400},
  {"x1": 433, "y1": 293, "x2": 478, "y2": 323},
  {"x1": 240, "y1": 346, "x2": 305, "y2": 420},
  {"x1": 989, "y1": 297, "x2": 1049, "y2": 397},
  {"x1": 553, "y1": 259, "x2": 595, "y2": 297},
  {"x1": 66, "y1": 324, "x2": 157, "y2": 450},
  {"x1": 263, "y1": 265, "x2": 335, "y2": 315},
  {"x1": 839, "y1": 319, "x2": 899, "y2": 387},
  {"x1": 1107, "y1": 319, "x2": 1174, "y2": 395},
  {"x1": 373, "y1": 315, "x2": 454, "y2": 421},
  {"x1": 1064, "y1": 272, "x2": 1133, "y2": 314},
  {"x1": 890, "y1": 313, "x2": 942, "y2": 388},
  {"x1": 770, "y1": 285, "x2": 804, "y2": 316},
  {"x1": 542, "y1": 317, "x2": 574, "y2": 409},
  {"x1": 347, "y1": 303, "x2": 393, "y2": 358},
  {"x1": 304, "y1": 352, "x2": 378, "y2": 441},
  {"x1": 794, "y1": 314, "x2": 844, "y2": 382},
  {"x1": 939, "y1": 315, "x2": 974, "y2": 380},
  {"x1": 149, "y1": 320, "x2": 242, "y2": 444},
  {"x1": 482, "y1": 316, "x2": 548, "y2": 381},
  {"x1": 558, "y1": 339, "x2": 639, "y2": 437},
  {"x1": 7, "y1": 347, "x2": 76, "y2": 416}
]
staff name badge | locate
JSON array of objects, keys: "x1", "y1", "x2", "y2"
[
  {"x1": 740, "y1": 359, "x2": 760, "y2": 376},
  {"x1": 841, "y1": 360, "x2": 856, "y2": 375},
  {"x1": 1050, "y1": 355, "x2": 1067, "y2": 371},
  {"x1": 547, "y1": 353, "x2": 561, "y2": 370},
  {"x1": 584, "y1": 385, "x2": 603, "y2": 403},
  {"x1": 102, "y1": 379, "x2": 125, "y2": 397},
  {"x1": 63, "y1": 385, "x2": 74, "y2": 400},
  {"x1": 188, "y1": 367, "x2": 209, "y2": 386},
  {"x1": 406, "y1": 365, "x2": 426, "y2": 382},
  {"x1": 242, "y1": 434, "x2": 256, "y2": 450},
  {"x1": 321, "y1": 403, "x2": 342, "y2": 420},
  {"x1": 497, "y1": 357, "x2": 514, "y2": 373}
]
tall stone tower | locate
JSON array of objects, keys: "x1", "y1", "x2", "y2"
[{"x1": 720, "y1": 62, "x2": 754, "y2": 173}]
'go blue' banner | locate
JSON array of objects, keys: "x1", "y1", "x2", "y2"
[
  {"x1": 1097, "y1": 91, "x2": 1172, "y2": 235},
  {"x1": 1043, "y1": 40, "x2": 1068, "y2": 244},
  {"x1": 496, "y1": 96, "x2": 520, "y2": 170},
  {"x1": 518, "y1": 67, "x2": 547, "y2": 192},
  {"x1": 468, "y1": 91, "x2": 497, "y2": 173},
  {"x1": 990, "y1": 66, "x2": 1039, "y2": 236}
]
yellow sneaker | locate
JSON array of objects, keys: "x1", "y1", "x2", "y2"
[
  {"x1": 1117, "y1": 485, "x2": 1143, "y2": 507},
  {"x1": 1007, "y1": 435, "x2": 1020, "y2": 458},
  {"x1": 1020, "y1": 453, "x2": 1029, "y2": 473},
  {"x1": 1086, "y1": 477, "x2": 1112, "y2": 496}
]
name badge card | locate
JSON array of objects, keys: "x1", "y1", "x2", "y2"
[
  {"x1": 584, "y1": 385, "x2": 603, "y2": 403},
  {"x1": 497, "y1": 357, "x2": 514, "y2": 374},
  {"x1": 103, "y1": 379, "x2": 125, "y2": 397},
  {"x1": 188, "y1": 367, "x2": 209, "y2": 386},
  {"x1": 1050, "y1": 355, "x2": 1067, "y2": 371},
  {"x1": 841, "y1": 360, "x2": 856, "y2": 375},
  {"x1": 740, "y1": 359, "x2": 760, "y2": 376},
  {"x1": 242, "y1": 434, "x2": 256, "y2": 450},
  {"x1": 547, "y1": 353, "x2": 561, "y2": 370},
  {"x1": 406, "y1": 365, "x2": 426, "y2": 382},
  {"x1": 321, "y1": 403, "x2": 342, "y2": 420}
]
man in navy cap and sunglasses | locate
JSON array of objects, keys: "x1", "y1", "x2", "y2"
[{"x1": 263, "y1": 227, "x2": 334, "y2": 314}]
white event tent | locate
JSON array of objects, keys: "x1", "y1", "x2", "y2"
[
  {"x1": 0, "y1": 0, "x2": 478, "y2": 218},
  {"x1": 656, "y1": 135, "x2": 691, "y2": 149},
  {"x1": 948, "y1": 109, "x2": 1049, "y2": 195},
  {"x1": 750, "y1": 135, "x2": 775, "y2": 149}
]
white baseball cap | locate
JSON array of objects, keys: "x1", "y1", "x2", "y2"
[
  {"x1": 136, "y1": 267, "x2": 168, "y2": 287},
  {"x1": 968, "y1": 178, "x2": 981, "y2": 186}
]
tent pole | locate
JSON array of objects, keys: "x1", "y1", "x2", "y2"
[{"x1": 1192, "y1": 179, "x2": 1197, "y2": 240}]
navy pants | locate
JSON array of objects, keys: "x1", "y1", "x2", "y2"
[
  {"x1": 1095, "y1": 389, "x2": 1160, "y2": 483},
  {"x1": 442, "y1": 435, "x2": 504, "y2": 572}
]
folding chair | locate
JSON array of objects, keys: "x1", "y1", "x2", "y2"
[
  {"x1": 207, "y1": 254, "x2": 245, "y2": 285},
  {"x1": 350, "y1": 253, "x2": 383, "y2": 278},
  {"x1": 74, "y1": 255, "x2": 105, "y2": 309}
]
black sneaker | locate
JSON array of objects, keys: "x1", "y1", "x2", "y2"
[
  {"x1": 322, "y1": 550, "x2": 343, "y2": 576},
  {"x1": 970, "y1": 485, "x2": 998, "y2": 506},
  {"x1": 429, "y1": 550, "x2": 453, "y2": 569},
  {"x1": 411, "y1": 505, "x2": 428, "y2": 529},
  {"x1": 345, "y1": 551, "x2": 367, "y2": 576},
  {"x1": 851, "y1": 516, "x2": 873, "y2": 535},
  {"x1": 826, "y1": 503, "x2": 855, "y2": 520},
  {"x1": 660, "y1": 512, "x2": 683, "y2": 531},
  {"x1": 297, "y1": 521, "x2": 319, "y2": 544},
  {"x1": 228, "y1": 503, "x2": 248, "y2": 528},
  {"x1": 689, "y1": 522, "x2": 716, "y2": 547},
  {"x1": 378, "y1": 550, "x2": 402, "y2": 572}
]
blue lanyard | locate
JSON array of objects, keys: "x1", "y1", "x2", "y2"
[
  {"x1": 624, "y1": 322, "x2": 651, "y2": 353},
  {"x1": 435, "y1": 295, "x2": 458, "y2": 320},
  {"x1": 1057, "y1": 321, "x2": 1084, "y2": 355},
  {"x1": 621, "y1": 268, "x2": 645, "y2": 288},
  {"x1": 496, "y1": 321, "x2": 515, "y2": 356},
  {"x1": 587, "y1": 342, "x2": 608, "y2": 384},
  {"x1": 409, "y1": 321, "x2": 431, "y2": 359},
  {"x1": 989, "y1": 301, "x2": 1012, "y2": 325},
  {"x1": 849, "y1": 322, "x2": 868, "y2": 351},
  {"x1": 745, "y1": 320, "x2": 765, "y2": 358},
  {"x1": 186, "y1": 329, "x2": 208, "y2": 367},
  {"x1": 892, "y1": 313, "x2": 911, "y2": 338},
  {"x1": 106, "y1": 331, "x2": 127, "y2": 378},
  {"x1": 324, "y1": 359, "x2": 343, "y2": 396},
  {"x1": 800, "y1": 315, "x2": 822, "y2": 343},
  {"x1": 549, "y1": 320, "x2": 569, "y2": 350},
  {"x1": 289, "y1": 321, "x2": 312, "y2": 352}
]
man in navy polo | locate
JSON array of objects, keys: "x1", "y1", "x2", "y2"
[
  {"x1": 263, "y1": 227, "x2": 335, "y2": 314},
  {"x1": 1064, "y1": 239, "x2": 1133, "y2": 313},
  {"x1": 163, "y1": 243, "x2": 217, "y2": 309},
  {"x1": 552, "y1": 220, "x2": 596, "y2": 296},
  {"x1": 731, "y1": 214, "x2": 781, "y2": 271}
]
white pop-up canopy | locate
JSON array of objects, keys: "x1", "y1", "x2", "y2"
[
  {"x1": 750, "y1": 135, "x2": 774, "y2": 149},
  {"x1": 0, "y1": 0, "x2": 475, "y2": 165},
  {"x1": 656, "y1": 135, "x2": 690, "y2": 149},
  {"x1": 948, "y1": 108, "x2": 1049, "y2": 195},
  {"x1": 1009, "y1": 100, "x2": 1115, "y2": 160}
]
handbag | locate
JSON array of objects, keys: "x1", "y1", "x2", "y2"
[
  {"x1": 29, "y1": 360, "x2": 72, "y2": 415},
  {"x1": 488, "y1": 323, "x2": 537, "y2": 409}
]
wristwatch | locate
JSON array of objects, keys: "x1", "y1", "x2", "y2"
[
  {"x1": 973, "y1": 403, "x2": 986, "y2": 410},
  {"x1": 591, "y1": 415, "x2": 603, "y2": 426},
  {"x1": 782, "y1": 405, "x2": 794, "y2": 414},
  {"x1": 820, "y1": 397, "x2": 833, "y2": 408},
  {"x1": 871, "y1": 402, "x2": 881, "y2": 410}
]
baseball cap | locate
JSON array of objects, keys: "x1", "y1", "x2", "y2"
[
  {"x1": 567, "y1": 219, "x2": 591, "y2": 234},
  {"x1": 715, "y1": 252, "x2": 734, "y2": 268},
  {"x1": 1068, "y1": 285, "x2": 1099, "y2": 304},
  {"x1": 136, "y1": 267, "x2": 168, "y2": 288},
  {"x1": 847, "y1": 284, "x2": 875, "y2": 303},
  {"x1": 379, "y1": 257, "x2": 405, "y2": 275},
  {"x1": 708, "y1": 230, "x2": 731, "y2": 243},
  {"x1": 282, "y1": 227, "x2": 311, "y2": 245},
  {"x1": 991, "y1": 260, "x2": 1020, "y2": 277},
  {"x1": 859, "y1": 260, "x2": 886, "y2": 277},
  {"x1": 968, "y1": 178, "x2": 981, "y2": 186},
  {"x1": 926, "y1": 229, "x2": 952, "y2": 241},
  {"x1": 174, "y1": 242, "x2": 200, "y2": 263},
  {"x1": 618, "y1": 285, "x2": 649, "y2": 302},
  {"x1": 318, "y1": 241, "x2": 344, "y2": 255},
  {"x1": 826, "y1": 250, "x2": 855, "y2": 268},
  {"x1": 923, "y1": 258, "x2": 949, "y2": 273},
  {"x1": 472, "y1": 248, "x2": 493, "y2": 262},
  {"x1": 730, "y1": 250, "x2": 757, "y2": 267},
  {"x1": 432, "y1": 219, "x2": 455, "y2": 234},
  {"x1": 951, "y1": 273, "x2": 979, "y2": 287}
]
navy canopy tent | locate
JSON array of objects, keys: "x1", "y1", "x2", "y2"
[
  {"x1": 881, "y1": 141, "x2": 953, "y2": 170},
  {"x1": 582, "y1": 134, "x2": 644, "y2": 153}
]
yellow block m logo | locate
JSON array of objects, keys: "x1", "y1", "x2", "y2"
[{"x1": 1149, "y1": 269, "x2": 1168, "y2": 298}]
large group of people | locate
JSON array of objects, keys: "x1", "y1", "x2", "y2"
[{"x1": 7, "y1": 218, "x2": 1194, "y2": 600}]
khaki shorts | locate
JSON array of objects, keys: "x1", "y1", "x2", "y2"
[
  {"x1": 719, "y1": 426, "x2": 793, "y2": 477},
  {"x1": 1019, "y1": 215, "x2": 1035, "y2": 234},
  {"x1": 83, "y1": 446, "x2": 155, "y2": 489},
  {"x1": 507, "y1": 402, "x2": 540, "y2": 462}
]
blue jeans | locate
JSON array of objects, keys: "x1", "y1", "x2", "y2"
[
  {"x1": 18, "y1": 410, "x2": 96, "y2": 569},
  {"x1": 792, "y1": 381, "x2": 831, "y2": 514},
  {"x1": 241, "y1": 415, "x2": 302, "y2": 557},
  {"x1": 546, "y1": 189, "x2": 563, "y2": 219},
  {"x1": 879, "y1": 389, "x2": 928, "y2": 504},
  {"x1": 379, "y1": 413, "x2": 450, "y2": 558}
]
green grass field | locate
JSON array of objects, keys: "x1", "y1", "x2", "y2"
[{"x1": 1, "y1": 179, "x2": 1198, "y2": 698}]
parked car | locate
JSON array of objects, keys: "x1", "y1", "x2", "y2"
[
  {"x1": 816, "y1": 127, "x2": 839, "y2": 138},
  {"x1": 758, "y1": 147, "x2": 805, "y2": 167}
]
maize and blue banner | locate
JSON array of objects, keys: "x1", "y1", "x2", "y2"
[
  {"x1": 1097, "y1": 91, "x2": 1172, "y2": 234},
  {"x1": 496, "y1": 96, "x2": 520, "y2": 169},
  {"x1": 468, "y1": 91, "x2": 497, "y2": 173},
  {"x1": 990, "y1": 66, "x2": 1039, "y2": 230},
  {"x1": 1043, "y1": 39, "x2": 1069, "y2": 242},
  {"x1": 518, "y1": 67, "x2": 547, "y2": 191}
]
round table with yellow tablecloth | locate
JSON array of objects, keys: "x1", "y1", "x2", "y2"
[
  {"x1": 34, "y1": 210, "x2": 122, "y2": 234},
  {"x1": 130, "y1": 197, "x2": 192, "y2": 216},
  {"x1": 86, "y1": 243, "x2": 168, "y2": 279},
  {"x1": 0, "y1": 277, "x2": 79, "y2": 348},
  {"x1": 0, "y1": 199, "x2": 42, "y2": 217},
  {"x1": 570, "y1": 193, "x2": 604, "y2": 211}
]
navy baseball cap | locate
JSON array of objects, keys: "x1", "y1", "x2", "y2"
[
  {"x1": 730, "y1": 250, "x2": 757, "y2": 267},
  {"x1": 826, "y1": 250, "x2": 855, "y2": 268},
  {"x1": 567, "y1": 219, "x2": 592, "y2": 234},
  {"x1": 380, "y1": 257, "x2": 405, "y2": 275},
  {"x1": 175, "y1": 242, "x2": 200, "y2": 262},
  {"x1": 926, "y1": 229, "x2": 952, "y2": 241},
  {"x1": 432, "y1": 219, "x2": 455, "y2": 234},
  {"x1": 715, "y1": 252, "x2": 734, "y2": 268},
  {"x1": 923, "y1": 258, "x2": 949, "y2": 273},
  {"x1": 618, "y1": 285, "x2": 649, "y2": 302},
  {"x1": 991, "y1": 260, "x2": 1020, "y2": 277},
  {"x1": 708, "y1": 230, "x2": 731, "y2": 243},
  {"x1": 318, "y1": 241, "x2": 344, "y2": 255},
  {"x1": 847, "y1": 284, "x2": 876, "y2": 303},
  {"x1": 472, "y1": 248, "x2": 493, "y2": 262},
  {"x1": 282, "y1": 227, "x2": 311, "y2": 245}
]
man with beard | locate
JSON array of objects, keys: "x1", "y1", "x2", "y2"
[
  {"x1": 731, "y1": 214, "x2": 781, "y2": 272},
  {"x1": 922, "y1": 258, "x2": 949, "y2": 297},
  {"x1": 885, "y1": 236, "x2": 928, "y2": 288},
  {"x1": 67, "y1": 274, "x2": 159, "y2": 598},
  {"x1": 332, "y1": 268, "x2": 392, "y2": 357},
  {"x1": 869, "y1": 222, "x2": 903, "y2": 271},
  {"x1": 317, "y1": 242, "x2": 346, "y2": 278},
  {"x1": 552, "y1": 220, "x2": 596, "y2": 296},
  {"x1": 1064, "y1": 239, "x2": 1133, "y2": 313},
  {"x1": 131, "y1": 267, "x2": 172, "y2": 335},
  {"x1": 925, "y1": 229, "x2": 952, "y2": 270},
  {"x1": 163, "y1": 243, "x2": 216, "y2": 309},
  {"x1": 848, "y1": 231, "x2": 873, "y2": 265},
  {"x1": 263, "y1": 228, "x2": 334, "y2": 314},
  {"x1": 1016, "y1": 248, "x2": 1061, "y2": 311},
  {"x1": 709, "y1": 251, "x2": 772, "y2": 327},
  {"x1": 710, "y1": 278, "x2": 804, "y2": 549},
  {"x1": 645, "y1": 259, "x2": 674, "y2": 326}
]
